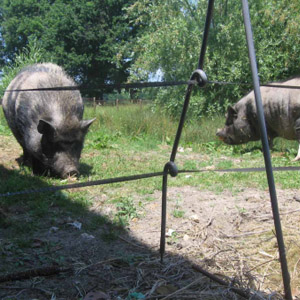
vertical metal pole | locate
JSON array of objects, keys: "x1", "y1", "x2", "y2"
[
  {"x1": 160, "y1": 171, "x2": 168, "y2": 262},
  {"x1": 241, "y1": 1, "x2": 292, "y2": 299},
  {"x1": 160, "y1": 0, "x2": 215, "y2": 262}
]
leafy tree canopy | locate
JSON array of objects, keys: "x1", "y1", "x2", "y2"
[
  {"x1": 119, "y1": 0, "x2": 300, "y2": 116},
  {"x1": 0, "y1": 0, "x2": 137, "y2": 96},
  {"x1": 1, "y1": 0, "x2": 300, "y2": 114}
]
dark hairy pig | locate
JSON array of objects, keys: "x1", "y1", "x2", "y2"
[
  {"x1": 216, "y1": 77, "x2": 300, "y2": 160},
  {"x1": 2, "y1": 63, "x2": 95, "y2": 178}
]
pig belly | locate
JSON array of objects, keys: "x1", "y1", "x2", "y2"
[
  {"x1": 263, "y1": 97, "x2": 300, "y2": 140},
  {"x1": 267, "y1": 118, "x2": 296, "y2": 140}
]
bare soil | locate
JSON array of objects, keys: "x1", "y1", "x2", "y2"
[{"x1": 0, "y1": 137, "x2": 300, "y2": 299}]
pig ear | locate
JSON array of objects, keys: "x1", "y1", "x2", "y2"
[
  {"x1": 227, "y1": 105, "x2": 237, "y2": 116},
  {"x1": 80, "y1": 118, "x2": 96, "y2": 132},
  {"x1": 37, "y1": 119, "x2": 56, "y2": 136},
  {"x1": 226, "y1": 105, "x2": 237, "y2": 125}
]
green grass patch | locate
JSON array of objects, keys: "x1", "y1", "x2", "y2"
[{"x1": 1, "y1": 104, "x2": 300, "y2": 239}]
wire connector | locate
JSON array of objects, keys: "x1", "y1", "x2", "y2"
[
  {"x1": 164, "y1": 161, "x2": 178, "y2": 177},
  {"x1": 191, "y1": 69, "x2": 207, "y2": 88}
]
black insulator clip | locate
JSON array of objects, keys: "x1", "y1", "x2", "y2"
[
  {"x1": 191, "y1": 69, "x2": 208, "y2": 88},
  {"x1": 164, "y1": 161, "x2": 178, "y2": 177}
]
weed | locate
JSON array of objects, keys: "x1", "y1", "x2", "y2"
[
  {"x1": 114, "y1": 197, "x2": 139, "y2": 227},
  {"x1": 172, "y1": 209, "x2": 185, "y2": 218},
  {"x1": 235, "y1": 205, "x2": 247, "y2": 215},
  {"x1": 87, "y1": 131, "x2": 121, "y2": 150},
  {"x1": 167, "y1": 231, "x2": 179, "y2": 245}
]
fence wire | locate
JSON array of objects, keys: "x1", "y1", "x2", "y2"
[
  {"x1": 1, "y1": 0, "x2": 296, "y2": 298},
  {"x1": 4, "y1": 79, "x2": 300, "y2": 94},
  {"x1": 2, "y1": 165, "x2": 300, "y2": 198}
]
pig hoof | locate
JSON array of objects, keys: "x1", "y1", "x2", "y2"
[{"x1": 293, "y1": 156, "x2": 300, "y2": 161}]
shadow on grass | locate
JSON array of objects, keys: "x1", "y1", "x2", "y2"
[
  {"x1": 0, "y1": 165, "x2": 285, "y2": 300},
  {"x1": 79, "y1": 162, "x2": 94, "y2": 177},
  {"x1": 231, "y1": 139, "x2": 298, "y2": 158}
]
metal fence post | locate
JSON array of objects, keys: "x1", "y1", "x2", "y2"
[
  {"x1": 160, "y1": 0, "x2": 215, "y2": 262},
  {"x1": 241, "y1": 1, "x2": 292, "y2": 299}
]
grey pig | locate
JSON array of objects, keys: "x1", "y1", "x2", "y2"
[
  {"x1": 2, "y1": 63, "x2": 95, "y2": 178},
  {"x1": 216, "y1": 77, "x2": 300, "y2": 160}
]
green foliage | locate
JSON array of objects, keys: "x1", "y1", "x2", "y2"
[
  {"x1": 114, "y1": 197, "x2": 138, "y2": 227},
  {"x1": 85, "y1": 105, "x2": 178, "y2": 146},
  {"x1": 172, "y1": 209, "x2": 185, "y2": 218},
  {"x1": 1, "y1": 104, "x2": 300, "y2": 242},
  {"x1": 0, "y1": 0, "x2": 139, "y2": 96},
  {"x1": 0, "y1": 38, "x2": 47, "y2": 97},
  {"x1": 2, "y1": 1, "x2": 299, "y2": 116},
  {"x1": 87, "y1": 132, "x2": 121, "y2": 150},
  {"x1": 119, "y1": 0, "x2": 300, "y2": 116}
]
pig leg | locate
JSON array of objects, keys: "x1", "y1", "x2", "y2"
[
  {"x1": 268, "y1": 137, "x2": 273, "y2": 149},
  {"x1": 31, "y1": 156, "x2": 48, "y2": 175},
  {"x1": 293, "y1": 119, "x2": 300, "y2": 161},
  {"x1": 294, "y1": 144, "x2": 300, "y2": 161},
  {"x1": 22, "y1": 149, "x2": 31, "y2": 166},
  {"x1": 16, "y1": 147, "x2": 31, "y2": 167}
]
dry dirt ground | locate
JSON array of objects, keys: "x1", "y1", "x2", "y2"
[{"x1": 0, "y1": 136, "x2": 300, "y2": 299}]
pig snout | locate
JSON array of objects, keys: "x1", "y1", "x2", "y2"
[
  {"x1": 62, "y1": 167, "x2": 79, "y2": 179},
  {"x1": 216, "y1": 128, "x2": 235, "y2": 144},
  {"x1": 52, "y1": 153, "x2": 80, "y2": 179},
  {"x1": 216, "y1": 128, "x2": 226, "y2": 141}
]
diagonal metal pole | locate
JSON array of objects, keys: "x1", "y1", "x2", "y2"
[
  {"x1": 198, "y1": 0, "x2": 215, "y2": 70},
  {"x1": 160, "y1": 0, "x2": 215, "y2": 262},
  {"x1": 241, "y1": 1, "x2": 292, "y2": 299},
  {"x1": 170, "y1": 0, "x2": 215, "y2": 163}
]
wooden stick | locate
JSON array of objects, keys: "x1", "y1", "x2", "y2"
[
  {"x1": 192, "y1": 263, "x2": 250, "y2": 299},
  {"x1": 0, "y1": 265, "x2": 71, "y2": 283}
]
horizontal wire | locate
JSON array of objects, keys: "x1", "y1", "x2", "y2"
[
  {"x1": 4, "y1": 80, "x2": 195, "y2": 93},
  {"x1": 1, "y1": 165, "x2": 300, "y2": 198},
  {"x1": 4, "y1": 79, "x2": 300, "y2": 93}
]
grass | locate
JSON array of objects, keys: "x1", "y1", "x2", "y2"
[
  {"x1": 1, "y1": 104, "x2": 300, "y2": 297},
  {"x1": 1, "y1": 104, "x2": 300, "y2": 231},
  {"x1": 0, "y1": 104, "x2": 299, "y2": 227},
  {"x1": 0, "y1": 106, "x2": 299, "y2": 198}
]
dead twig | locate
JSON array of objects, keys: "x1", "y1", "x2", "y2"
[
  {"x1": 118, "y1": 235, "x2": 148, "y2": 249},
  {"x1": 160, "y1": 277, "x2": 203, "y2": 300},
  {"x1": 222, "y1": 229, "x2": 270, "y2": 239},
  {"x1": 247, "y1": 258, "x2": 278, "y2": 273},
  {"x1": 192, "y1": 263, "x2": 251, "y2": 299},
  {"x1": 0, "y1": 265, "x2": 72, "y2": 283},
  {"x1": 75, "y1": 257, "x2": 122, "y2": 274},
  {"x1": 254, "y1": 208, "x2": 300, "y2": 220},
  {"x1": 200, "y1": 208, "x2": 215, "y2": 231}
]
